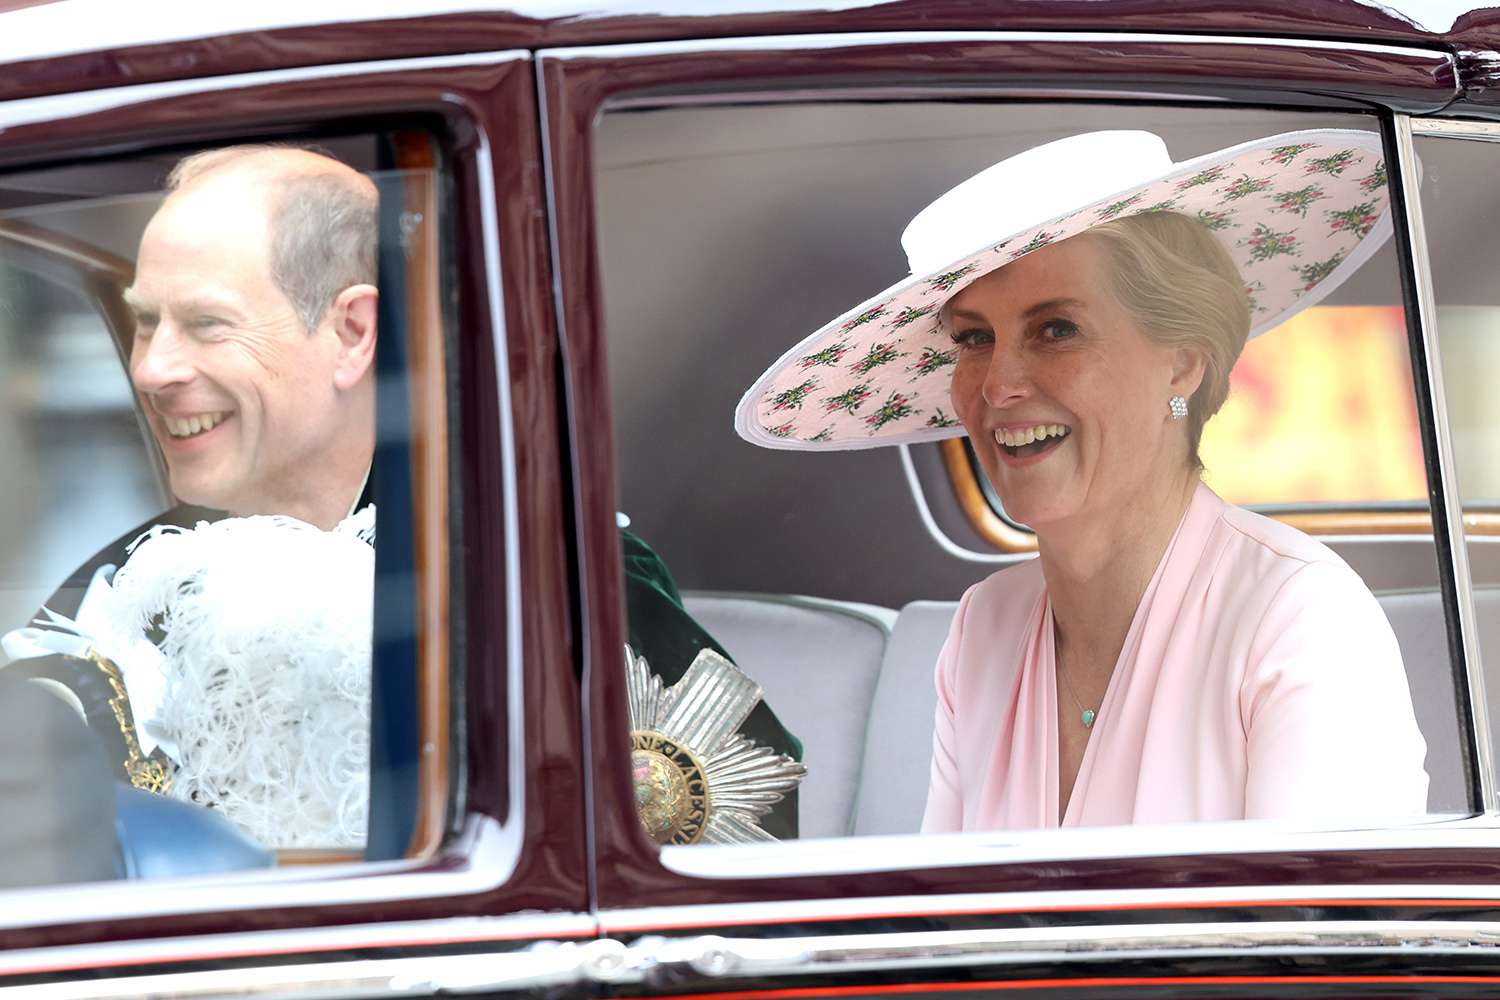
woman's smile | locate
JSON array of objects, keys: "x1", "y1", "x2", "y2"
[{"x1": 994, "y1": 423, "x2": 1072, "y2": 464}]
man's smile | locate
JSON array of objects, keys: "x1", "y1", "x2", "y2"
[{"x1": 161, "y1": 411, "x2": 231, "y2": 439}]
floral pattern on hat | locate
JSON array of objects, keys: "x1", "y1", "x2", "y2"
[
  {"x1": 741, "y1": 131, "x2": 1391, "y2": 450},
  {"x1": 798, "y1": 341, "x2": 851, "y2": 369},
  {"x1": 1272, "y1": 184, "x2": 1327, "y2": 218},
  {"x1": 1262, "y1": 143, "x2": 1317, "y2": 166},
  {"x1": 822, "y1": 383, "x2": 874, "y2": 415},
  {"x1": 840, "y1": 303, "x2": 889, "y2": 332}
]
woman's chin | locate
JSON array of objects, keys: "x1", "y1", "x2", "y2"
[{"x1": 994, "y1": 492, "x2": 1070, "y2": 532}]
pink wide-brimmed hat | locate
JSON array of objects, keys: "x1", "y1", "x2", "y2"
[{"x1": 735, "y1": 129, "x2": 1393, "y2": 451}]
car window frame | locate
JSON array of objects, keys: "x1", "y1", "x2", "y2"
[
  {"x1": 0, "y1": 49, "x2": 590, "y2": 953},
  {"x1": 539, "y1": 29, "x2": 1497, "y2": 914}
]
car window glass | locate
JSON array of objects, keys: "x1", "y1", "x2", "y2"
[
  {"x1": 0, "y1": 144, "x2": 452, "y2": 888},
  {"x1": 595, "y1": 101, "x2": 1465, "y2": 857},
  {"x1": 1412, "y1": 129, "x2": 1500, "y2": 774}
]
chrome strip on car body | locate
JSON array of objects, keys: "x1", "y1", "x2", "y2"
[
  {"x1": 1394, "y1": 114, "x2": 1496, "y2": 813},
  {"x1": 17, "y1": 921, "x2": 1500, "y2": 998},
  {"x1": 1, "y1": 938, "x2": 628, "y2": 1000},
  {"x1": 0, "y1": 912, "x2": 597, "y2": 983},
  {"x1": 628, "y1": 921, "x2": 1500, "y2": 982}
]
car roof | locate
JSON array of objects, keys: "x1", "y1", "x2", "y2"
[{"x1": 0, "y1": 0, "x2": 1492, "y2": 105}]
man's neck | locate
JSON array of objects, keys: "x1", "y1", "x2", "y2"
[{"x1": 227, "y1": 465, "x2": 372, "y2": 532}]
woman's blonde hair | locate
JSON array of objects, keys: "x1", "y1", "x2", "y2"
[{"x1": 1086, "y1": 211, "x2": 1250, "y2": 468}]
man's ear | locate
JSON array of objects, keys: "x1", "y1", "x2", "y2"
[
  {"x1": 329, "y1": 283, "x2": 378, "y2": 391},
  {"x1": 1169, "y1": 345, "x2": 1207, "y2": 402}
]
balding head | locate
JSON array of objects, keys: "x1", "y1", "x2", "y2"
[
  {"x1": 163, "y1": 146, "x2": 378, "y2": 331},
  {"x1": 126, "y1": 145, "x2": 380, "y2": 529}
]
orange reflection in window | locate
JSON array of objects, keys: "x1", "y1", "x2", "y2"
[{"x1": 1200, "y1": 305, "x2": 1425, "y2": 507}]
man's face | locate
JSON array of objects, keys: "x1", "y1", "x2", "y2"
[{"x1": 127, "y1": 177, "x2": 345, "y2": 515}]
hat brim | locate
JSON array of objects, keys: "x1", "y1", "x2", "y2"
[{"x1": 735, "y1": 129, "x2": 1392, "y2": 452}]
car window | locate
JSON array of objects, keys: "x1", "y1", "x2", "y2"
[
  {"x1": 1410, "y1": 124, "x2": 1500, "y2": 775},
  {"x1": 594, "y1": 100, "x2": 1467, "y2": 860},
  {"x1": 0, "y1": 138, "x2": 455, "y2": 886}
]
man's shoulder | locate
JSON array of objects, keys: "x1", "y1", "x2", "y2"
[{"x1": 42, "y1": 504, "x2": 222, "y2": 619}]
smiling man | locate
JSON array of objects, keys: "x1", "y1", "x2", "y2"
[
  {"x1": 8, "y1": 143, "x2": 804, "y2": 847},
  {"x1": 7, "y1": 146, "x2": 381, "y2": 797}
]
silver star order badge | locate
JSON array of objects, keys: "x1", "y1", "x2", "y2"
[{"x1": 626, "y1": 645, "x2": 807, "y2": 845}]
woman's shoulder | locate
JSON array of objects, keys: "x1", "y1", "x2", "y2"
[
  {"x1": 954, "y1": 557, "x2": 1047, "y2": 628},
  {"x1": 1206, "y1": 493, "x2": 1376, "y2": 607}
]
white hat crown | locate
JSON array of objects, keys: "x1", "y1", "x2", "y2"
[{"x1": 901, "y1": 131, "x2": 1173, "y2": 276}]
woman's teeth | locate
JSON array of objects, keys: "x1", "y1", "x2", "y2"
[
  {"x1": 995, "y1": 424, "x2": 1070, "y2": 448},
  {"x1": 163, "y1": 412, "x2": 228, "y2": 438}
]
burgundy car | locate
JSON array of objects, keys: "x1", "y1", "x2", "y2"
[{"x1": 2, "y1": 2, "x2": 1500, "y2": 997}]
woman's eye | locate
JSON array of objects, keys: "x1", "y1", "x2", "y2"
[
  {"x1": 1038, "y1": 319, "x2": 1080, "y2": 342},
  {"x1": 948, "y1": 327, "x2": 994, "y2": 349}
]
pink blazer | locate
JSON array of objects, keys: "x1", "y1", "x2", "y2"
[{"x1": 921, "y1": 483, "x2": 1429, "y2": 832}]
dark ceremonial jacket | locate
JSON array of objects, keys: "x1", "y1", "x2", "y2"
[
  {"x1": 14, "y1": 513, "x2": 805, "y2": 841},
  {"x1": 622, "y1": 529, "x2": 803, "y2": 840}
]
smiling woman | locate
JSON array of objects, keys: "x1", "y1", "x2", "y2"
[
  {"x1": 737, "y1": 128, "x2": 1428, "y2": 831},
  {"x1": 591, "y1": 98, "x2": 1465, "y2": 847}
]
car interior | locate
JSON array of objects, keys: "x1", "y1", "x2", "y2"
[{"x1": 594, "y1": 100, "x2": 1500, "y2": 837}]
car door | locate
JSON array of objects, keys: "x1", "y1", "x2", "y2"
[
  {"x1": 0, "y1": 36, "x2": 599, "y2": 998},
  {"x1": 544, "y1": 24, "x2": 1500, "y2": 998}
]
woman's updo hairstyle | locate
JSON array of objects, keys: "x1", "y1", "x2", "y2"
[{"x1": 1086, "y1": 211, "x2": 1250, "y2": 468}]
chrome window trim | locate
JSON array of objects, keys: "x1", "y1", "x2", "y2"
[
  {"x1": 540, "y1": 29, "x2": 1452, "y2": 63},
  {"x1": 1412, "y1": 119, "x2": 1500, "y2": 141},
  {"x1": 1394, "y1": 114, "x2": 1496, "y2": 812},
  {"x1": 661, "y1": 813, "x2": 1486, "y2": 881}
]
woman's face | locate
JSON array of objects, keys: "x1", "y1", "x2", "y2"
[{"x1": 947, "y1": 234, "x2": 1199, "y2": 532}]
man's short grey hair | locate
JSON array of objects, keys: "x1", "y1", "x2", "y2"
[{"x1": 167, "y1": 145, "x2": 378, "y2": 331}]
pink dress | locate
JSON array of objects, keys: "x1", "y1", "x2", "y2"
[{"x1": 921, "y1": 482, "x2": 1429, "y2": 832}]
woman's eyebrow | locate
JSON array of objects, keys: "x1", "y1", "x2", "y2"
[
  {"x1": 948, "y1": 297, "x2": 1089, "y2": 325},
  {"x1": 1020, "y1": 297, "x2": 1087, "y2": 319}
]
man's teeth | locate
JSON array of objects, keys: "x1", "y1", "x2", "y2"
[
  {"x1": 163, "y1": 412, "x2": 228, "y2": 438},
  {"x1": 995, "y1": 424, "x2": 1070, "y2": 448}
]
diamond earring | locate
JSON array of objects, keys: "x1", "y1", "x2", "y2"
[{"x1": 1168, "y1": 395, "x2": 1188, "y2": 420}]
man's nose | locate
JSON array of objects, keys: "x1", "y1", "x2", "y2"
[
  {"x1": 980, "y1": 337, "x2": 1030, "y2": 408},
  {"x1": 130, "y1": 325, "x2": 193, "y2": 394}
]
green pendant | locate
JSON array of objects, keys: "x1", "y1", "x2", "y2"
[{"x1": 1081, "y1": 708, "x2": 1096, "y2": 728}]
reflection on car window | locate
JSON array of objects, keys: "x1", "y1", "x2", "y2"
[
  {"x1": 0, "y1": 143, "x2": 448, "y2": 887},
  {"x1": 595, "y1": 102, "x2": 1465, "y2": 852},
  {"x1": 1199, "y1": 304, "x2": 1423, "y2": 508}
]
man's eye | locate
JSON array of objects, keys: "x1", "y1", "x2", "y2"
[
  {"x1": 1039, "y1": 319, "x2": 1080, "y2": 342},
  {"x1": 948, "y1": 327, "x2": 994, "y2": 349}
]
